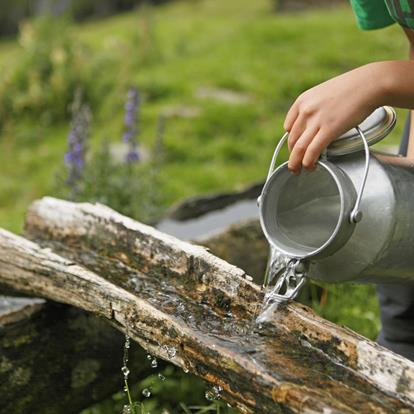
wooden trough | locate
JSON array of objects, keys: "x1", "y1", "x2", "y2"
[{"x1": 1, "y1": 196, "x2": 414, "y2": 413}]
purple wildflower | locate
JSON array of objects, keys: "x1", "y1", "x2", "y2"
[
  {"x1": 123, "y1": 87, "x2": 141, "y2": 163},
  {"x1": 64, "y1": 91, "x2": 91, "y2": 198}
]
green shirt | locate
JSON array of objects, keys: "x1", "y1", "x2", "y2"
[{"x1": 350, "y1": 0, "x2": 414, "y2": 30}]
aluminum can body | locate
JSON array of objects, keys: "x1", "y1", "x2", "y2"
[{"x1": 308, "y1": 152, "x2": 414, "y2": 284}]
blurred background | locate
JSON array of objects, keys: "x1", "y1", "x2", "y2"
[{"x1": 0, "y1": 0, "x2": 408, "y2": 413}]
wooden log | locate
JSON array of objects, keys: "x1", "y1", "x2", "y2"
[
  {"x1": 0, "y1": 196, "x2": 411, "y2": 413},
  {"x1": 0, "y1": 295, "x2": 153, "y2": 414}
]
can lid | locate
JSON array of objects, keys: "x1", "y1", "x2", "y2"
[{"x1": 327, "y1": 106, "x2": 396, "y2": 157}]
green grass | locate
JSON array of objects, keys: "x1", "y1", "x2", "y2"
[{"x1": 0, "y1": 0, "x2": 408, "y2": 233}]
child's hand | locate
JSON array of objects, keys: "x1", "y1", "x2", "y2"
[{"x1": 284, "y1": 64, "x2": 382, "y2": 174}]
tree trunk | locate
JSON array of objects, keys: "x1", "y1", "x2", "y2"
[{"x1": 0, "y1": 196, "x2": 412, "y2": 413}]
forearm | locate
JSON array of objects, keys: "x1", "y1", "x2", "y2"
[
  {"x1": 284, "y1": 41, "x2": 414, "y2": 173},
  {"x1": 369, "y1": 48, "x2": 414, "y2": 157},
  {"x1": 407, "y1": 44, "x2": 414, "y2": 158},
  {"x1": 373, "y1": 60, "x2": 414, "y2": 109}
]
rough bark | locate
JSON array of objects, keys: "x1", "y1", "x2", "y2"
[
  {"x1": 0, "y1": 196, "x2": 412, "y2": 413},
  {"x1": 0, "y1": 295, "x2": 153, "y2": 414}
]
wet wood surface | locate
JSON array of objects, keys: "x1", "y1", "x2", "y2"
[
  {"x1": 0, "y1": 196, "x2": 413, "y2": 413},
  {"x1": 0, "y1": 295, "x2": 153, "y2": 414}
]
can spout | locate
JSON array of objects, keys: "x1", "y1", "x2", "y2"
[
  {"x1": 264, "y1": 258, "x2": 308, "y2": 304},
  {"x1": 293, "y1": 259, "x2": 309, "y2": 275}
]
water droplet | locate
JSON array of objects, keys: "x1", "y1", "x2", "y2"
[
  {"x1": 142, "y1": 388, "x2": 151, "y2": 398},
  {"x1": 121, "y1": 366, "x2": 130, "y2": 378},
  {"x1": 124, "y1": 336, "x2": 130, "y2": 349},
  {"x1": 163, "y1": 345, "x2": 176, "y2": 359},
  {"x1": 158, "y1": 373, "x2": 166, "y2": 381},
  {"x1": 151, "y1": 358, "x2": 158, "y2": 368},
  {"x1": 146, "y1": 354, "x2": 152, "y2": 360},
  {"x1": 122, "y1": 405, "x2": 132, "y2": 414},
  {"x1": 205, "y1": 385, "x2": 222, "y2": 401},
  {"x1": 213, "y1": 385, "x2": 223, "y2": 397},
  {"x1": 205, "y1": 390, "x2": 215, "y2": 401},
  {"x1": 177, "y1": 302, "x2": 185, "y2": 312},
  {"x1": 183, "y1": 367, "x2": 189, "y2": 373},
  {"x1": 129, "y1": 277, "x2": 140, "y2": 290},
  {"x1": 123, "y1": 385, "x2": 128, "y2": 392},
  {"x1": 227, "y1": 403, "x2": 232, "y2": 408}
]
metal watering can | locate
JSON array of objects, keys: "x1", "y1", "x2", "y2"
[{"x1": 258, "y1": 106, "x2": 414, "y2": 301}]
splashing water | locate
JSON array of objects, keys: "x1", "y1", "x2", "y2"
[
  {"x1": 122, "y1": 405, "x2": 132, "y2": 414},
  {"x1": 262, "y1": 245, "x2": 289, "y2": 289},
  {"x1": 122, "y1": 366, "x2": 130, "y2": 378},
  {"x1": 205, "y1": 385, "x2": 223, "y2": 402},
  {"x1": 142, "y1": 388, "x2": 151, "y2": 398},
  {"x1": 121, "y1": 334, "x2": 137, "y2": 413},
  {"x1": 161, "y1": 345, "x2": 177, "y2": 359},
  {"x1": 257, "y1": 246, "x2": 307, "y2": 324},
  {"x1": 122, "y1": 335, "x2": 131, "y2": 380}
]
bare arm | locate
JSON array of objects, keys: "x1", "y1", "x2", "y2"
[
  {"x1": 285, "y1": 28, "x2": 414, "y2": 174},
  {"x1": 404, "y1": 29, "x2": 414, "y2": 159}
]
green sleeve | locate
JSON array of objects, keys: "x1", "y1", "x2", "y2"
[{"x1": 350, "y1": 0, "x2": 395, "y2": 30}]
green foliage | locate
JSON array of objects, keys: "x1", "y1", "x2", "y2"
[
  {"x1": 0, "y1": 0, "x2": 35, "y2": 36},
  {"x1": 76, "y1": 141, "x2": 164, "y2": 223},
  {"x1": 0, "y1": 16, "x2": 90, "y2": 124},
  {"x1": 306, "y1": 282, "x2": 380, "y2": 340},
  {"x1": 53, "y1": 88, "x2": 165, "y2": 224},
  {"x1": 82, "y1": 365, "x2": 237, "y2": 414},
  {"x1": 0, "y1": 0, "x2": 163, "y2": 36}
]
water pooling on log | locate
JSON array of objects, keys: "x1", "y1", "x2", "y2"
[
  {"x1": 18, "y1": 198, "x2": 414, "y2": 413},
  {"x1": 19, "y1": 237, "x2": 411, "y2": 413}
]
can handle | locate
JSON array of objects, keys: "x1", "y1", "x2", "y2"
[
  {"x1": 265, "y1": 131, "x2": 289, "y2": 181},
  {"x1": 260, "y1": 128, "x2": 370, "y2": 224},
  {"x1": 350, "y1": 127, "x2": 370, "y2": 223}
]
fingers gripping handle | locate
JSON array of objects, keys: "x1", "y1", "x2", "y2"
[{"x1": 258, "y1": 128, "x2": 370, "y2": 225}]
